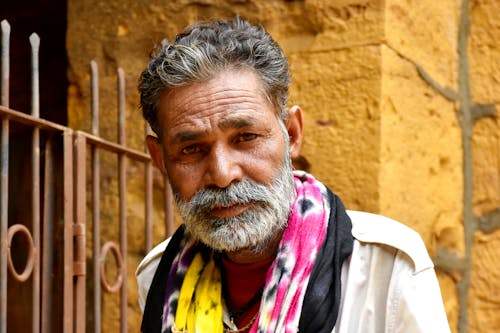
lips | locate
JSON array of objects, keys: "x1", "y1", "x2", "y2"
[{"x1": 210, "y1": 203, "x2": 251, "y2": 218}]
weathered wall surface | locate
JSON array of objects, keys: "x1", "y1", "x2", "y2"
[
  {"x1": 288, "y1": 1, "x2": 384, "y2": 213},
  {"x1": 379, "y1": 45, "x2": 462, "y2": 329},
  {"x1": 65, "y1": 0, "x2": 499, "y2": 332},
  {"x1": 468, "y1": 0, "x2": 500, "y2": 331},
  {"x1": 289, "y1": 45, "x2": 382, "y2": 212},
  {"x1": 382, "y1": 1, "x2": 463, "y2": 329}
]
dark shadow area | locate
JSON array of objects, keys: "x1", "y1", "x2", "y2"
[
  {"x1": 0, "y1": 1, "x2": 68, "y2": 332},
  {"x1": 0, "y1": 0, "x2": 68, "y2": 124}
]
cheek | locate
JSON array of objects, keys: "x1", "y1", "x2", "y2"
[
  {"x1": 165, "y1": 164, "x2": 203, "y2": 200},
  {"x1": 165, "y1": 134, "x2": 287, "y2": 197},
  {"x1": 242, "y1": 139, "x2": 287, "y2": 183}
]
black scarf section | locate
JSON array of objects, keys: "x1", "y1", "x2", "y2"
[
  {"x1": 298, "y1": 188, "x2": 354, "y2": 332},
  {"x1": 141, "y1": 224, "x2": 186, "y2": 333},
  {"x1": 141, "y1": 187, "x2": 354, "y2": 333}
]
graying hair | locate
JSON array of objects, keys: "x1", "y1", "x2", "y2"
[{"x1": 138, "y1": 17, "x2": 291, "y2": 135}]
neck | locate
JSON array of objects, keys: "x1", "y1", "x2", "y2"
[
  {"x1": 220, "y1": 250, "x2": 275, "y2": 330},
  {"x1": 225, "y1": 230, "x2": 283, "y2": 264}
]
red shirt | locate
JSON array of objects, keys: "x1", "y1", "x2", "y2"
[{"x1": 221, "y1": 255, "x2": 274, "y2": 329}]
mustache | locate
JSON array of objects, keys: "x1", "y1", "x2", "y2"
[{"x1": 179, "y1": 179, "x2": 273, "y2": 215}]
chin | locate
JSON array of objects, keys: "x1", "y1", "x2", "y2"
[{"x1": 199, "y1": 222, "x2": 283, "y2": 254}]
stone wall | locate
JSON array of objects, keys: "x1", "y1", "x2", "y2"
[
  {"x1": 468, "y1": 0, "x2": 500, "y2": 331},
  {"x1": 66, "y1": 0, "x2": 500, "y2": 332}
]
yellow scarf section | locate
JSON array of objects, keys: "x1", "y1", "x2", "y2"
[{"x1": 175, "y1": 253, "x2": 223, "y2": 332}]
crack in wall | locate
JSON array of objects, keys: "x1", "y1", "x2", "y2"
[
  {"x1": 383, "y1": 2, "x2": 499, "y2": 332},
  {"x1": 435, "y1": 0, "x2": 498, "y2": 332}
]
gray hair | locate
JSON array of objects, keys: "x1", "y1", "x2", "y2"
[{"x1": 138, "y1": 17, "x2": 291, "y2": 135}]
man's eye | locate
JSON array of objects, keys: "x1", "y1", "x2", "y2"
[
  {"x1": 181, "y1": 145, "x2": 200, "y2": 155},
  {"x1": 236, "y1": 133, "x2": 257, "y2": 143}
]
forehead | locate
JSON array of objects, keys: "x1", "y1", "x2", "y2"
[{"x1": 157, "y1": 69, "x2": 276, "y2": 139}]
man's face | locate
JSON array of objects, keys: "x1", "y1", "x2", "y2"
[{"x1": 151, "y1": 69, "x2": 301, "y2": 252}]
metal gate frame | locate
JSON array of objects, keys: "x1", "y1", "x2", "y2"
[{"x1": 0, "y1": 19, "x2": 174, "y2": 333}]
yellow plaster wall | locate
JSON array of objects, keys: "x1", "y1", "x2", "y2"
[
  {"x1": 379, "y1": 45, "x2": 464, "y2": 254},
  {"x1": 289, "y1": 46, "x2": 382, "y2": 212},
  {"x1": 381, "y1": 2, "x2": 463, "y2": 330},
  {"x1": 379, "y1": 44, "x2": 463, "y2": 332},
  {"x1": 65, "y1": 0, "x2": 499, "y2": 332},
  {"x1": 385, "y1": 0, "x2": 460, "y2": 91},
  {"x1": 468, "y1": 0, "x2": 500, "y2": 332},
  {"x1": 469, "y1": 0, "x2": 500, "y2": 222}
]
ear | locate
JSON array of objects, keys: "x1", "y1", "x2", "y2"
[
  {"x1": 146, "y1": 135, "x2": 166, "y2": 175},
  {"x1": 285, "y1": 105, "x2": 303, "y2": 159}
]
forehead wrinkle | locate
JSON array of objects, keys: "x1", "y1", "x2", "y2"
[
  {"x1": 195, "y1": 96, "x2": 262, "y2": 116},
  {"x1": 185, "y1": 87, "x2": 264, "y2": 110},
  {"x1": 160, "y1": 69, "x2": 276, "y2": 140},
  {"x1": 167, "y1": 91, "x2": 266, "y2": 127}
]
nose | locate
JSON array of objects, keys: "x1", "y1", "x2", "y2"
[{"x1": 204, "y1": 143, "x2": 243, "y2": 189}]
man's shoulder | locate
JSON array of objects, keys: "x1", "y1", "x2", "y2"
[
  {"x1": 346, "y1": 210, "x2": 434, "y2": 273},
  {"x1": 135, "y1": 238, "x2": 171, "y2": 312},
  {"x1": 135, "y1": 238, "x2": 170, "y2": 278}
]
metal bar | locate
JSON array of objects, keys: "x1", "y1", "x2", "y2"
[
  {"x1": 0, "y1": 108, "x2": 149, "y2": 161},
  {"x1": 0, "y1": 106, "x2": 69, "y2": 132},
  {"x1": 0, "y1": 119, "x2": 7, "y2": 333},
  {"x1": 90, "y1": 60, "x2": 101, "y2": 333},
  {"x1": 30, "y1": 33, "x2": 40, "y2": 118},
  {"x1": 117, "y1": 67, "x2": 127, "y2": 333},
  {"x1": 0, "y1": 19, "x2": 10, "y2": 333},
  {"x1": 30, "y1": 32, "x2": 41, "y2": 333},
  {"x1": 91, "y1": 60, "x2": 99, "y2": 136},
  {"x1": 145, "y1": 124, "x2": 152, "y2": 253},
  {"x1": 62, "y1": 131, "x2": 74, "y2": 333},
  {"x1": 78, "y1": 131, "x2": 150, "y2": 162},
  {"x1": 41, "y1": 138, "x2": 54, "y2": 333},
  {"x1": 1, "y1": 20, "x2": 9, "y2": 107},
  {"x1": 117, "y1": 68, "x2": 125, "y2": 146},
  {"x1": 73, "y1": 132, "x2": 86, "y2": 333}
]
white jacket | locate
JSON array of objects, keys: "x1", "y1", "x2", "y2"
[{"x1": 136, "y1": 211, "x2": 451, "y2": 333}]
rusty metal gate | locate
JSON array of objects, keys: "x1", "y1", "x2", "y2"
[{"x1": 0, "y1": 20, "x2": 174, "y2": 333}]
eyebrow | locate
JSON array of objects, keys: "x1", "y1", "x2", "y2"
[
  {"x1": 172, "y1": 130, "x2": 206, "y2": 144},
  {"x1": 218, "y1": 116, "x2": 255, "y2": 130},
  {"x1": 170, "y1": 115, "x2": 259, "y2": 144}
]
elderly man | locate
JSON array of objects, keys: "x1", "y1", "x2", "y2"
[{"x1": 136, "y1": 17, "x2": 450, "y2": 333}]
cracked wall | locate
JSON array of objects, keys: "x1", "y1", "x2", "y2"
[
  {"x1": 65, "y1": 0, "x2": 500, "y2": 332},
  {"x1": 383, "y1": 0, "x2": 500, "y2": 332}
]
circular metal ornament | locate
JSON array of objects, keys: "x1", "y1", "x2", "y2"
[
  {"x1": 7, "y1": 224, "x2": 36, "y2": 282},
  {"x1": 99, "y1": 241, "x2": 124, "y2": 293}
]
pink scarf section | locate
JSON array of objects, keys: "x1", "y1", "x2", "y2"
[{"x1": 252, "y1": 170, "x2": 330, "y2": 332}]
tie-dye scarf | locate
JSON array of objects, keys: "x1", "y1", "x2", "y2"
[{"x1": 141, "y1": 171, "x2": 353, "y2": 333}]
